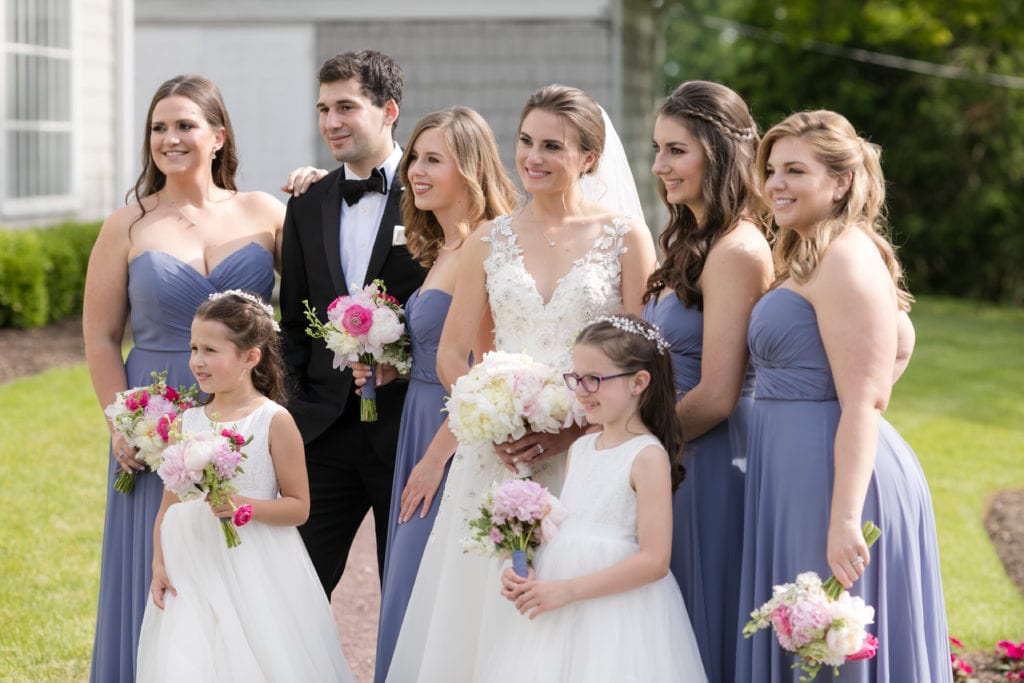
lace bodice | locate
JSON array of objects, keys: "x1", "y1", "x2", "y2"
[
  {"x1": 559, "y1": 433, "x2": 662, "y2": 538},
  {"x1": 180, "y1": 402, "x2": 284, "y2": 500},
  {"x1": 483, "y1": 213, "x2": 629, "y2": 373}
]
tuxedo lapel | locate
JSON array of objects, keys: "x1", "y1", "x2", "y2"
[
  {"x1": 363, "y1": 179, "x2": 403, "y2": 285},
  {"x1": 321, "y1": 170, "x2": 347, "y2": 295}
]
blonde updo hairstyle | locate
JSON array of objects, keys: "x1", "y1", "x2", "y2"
[{"x1": 758, "y1": 110, "x2": 912, "y2": 311}]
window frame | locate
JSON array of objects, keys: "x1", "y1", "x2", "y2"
[{"x1": 0, "y1": 0, "x2": 78, "y2": 218}]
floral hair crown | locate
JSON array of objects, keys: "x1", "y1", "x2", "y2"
[
  {"x1": 594, "y1": 315, "x2": 670, "y2": 355},
  {"x1": 207, "y1": 290, "x2": 280, "y2": 331}
]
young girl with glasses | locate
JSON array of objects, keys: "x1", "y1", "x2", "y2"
[{"x1": 481, "y1": 315, "x2": 707, "y2": 682}]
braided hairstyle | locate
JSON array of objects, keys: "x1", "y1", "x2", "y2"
[
  {"x1": 644, "y1": 81, "x2": 765, "y2": 309},
  {"x1": 193, "y1": 291, "x2": 287, "y2": 405}
]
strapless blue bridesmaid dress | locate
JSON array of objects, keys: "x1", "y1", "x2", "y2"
[
  {"x1": 735, "y1": 289, "x2": 951, "y2": 682},
  {"x1": 645, "y1": 293, "x2": 751, "y2": 683},
  {"x1": 374, "y1": 288, "x2": 453, "y2": 682}
]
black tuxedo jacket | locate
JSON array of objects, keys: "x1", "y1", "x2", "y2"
[{"x1": 279, "y1": 164, "x2": 427, "y2": 450}]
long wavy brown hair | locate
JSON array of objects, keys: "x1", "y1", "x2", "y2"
[
  {"x1": 128, "y1": 75, "x2": 238, "y2": 227},
  {"x1": 758, "y1": 110, "x2": 913, "y2": 311},
  {"x1": 399, "y1": 108, "x2": 518, "y2": 267},
  {"x1": 643, "y1": 81, "x2": 765, "y2": 309}
]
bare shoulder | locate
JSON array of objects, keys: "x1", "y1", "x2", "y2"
[
  {"x1": 820, "y1": 228, "x2": 886, "y2": 276},
  {"x1": 708, "y1": 219, "x2": 772, "y2": 268},
  {"x1": 632, "y1": 441, "x2": 670, "y2": 471},
  {"x1": 813, "y1": 229, "x2": 895, "y2": 303},
  {"x1": 98, "y1": 201, "x2": 148, "y2": 243},
  {"x1": 235, "y1": 190, "x2": 286, "y2": 215},
  {"x1": 269, "y1": 405, "x2": 299, "y2": 430}
]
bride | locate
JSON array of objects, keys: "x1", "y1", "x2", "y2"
[{"x1": 385, "y1": 84, "x2": 656, "y2": 681}]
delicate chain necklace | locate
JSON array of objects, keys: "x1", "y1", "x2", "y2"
[
  {"x1": 172, "y1": 203, "x2": 197, "y2": 227},
  {"x1": 541, "y1": 229, "x2": 558, "y2": 248}
]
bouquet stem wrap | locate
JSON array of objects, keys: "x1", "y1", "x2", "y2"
[
  {"x1": 512, "y1": 549, "x2": 529, "y2": 578},
  {"x1": 360, "y1": 359, "x2": 377, "y2": 422}
]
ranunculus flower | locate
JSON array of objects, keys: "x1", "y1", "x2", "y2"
[
  {"x1": 847, "y1": 632, "x2": 878, "y2": 661},
  {"x1": 164, "y1": 386, "x2": 180, "y2": 402},
  {"x1": 221, "y1": 428, "x2": 246, "y2": 447},
  {"x1": 125, "y1": 389, "x2": 149, "y2": 411},
  {"x1": 233, "y1": 503, "x2": 253, "y2": 527},
  {"x1": 340, "y1": 304, "x2": 374, "y2": 336},
  {"x1": 156, "y1": 413, "x2": 175, "y2": 442},
  {"x1": 999, "y1": 640, "x2": 1024, "y2": 660}
]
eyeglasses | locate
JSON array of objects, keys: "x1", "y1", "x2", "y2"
[{"x1": 562, "y1": 371, "x2": 637, "y2": 393}]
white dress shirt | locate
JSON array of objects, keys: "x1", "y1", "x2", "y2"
[{"x1": 339, "y1": 144, "x2": 403, "y2": 294}]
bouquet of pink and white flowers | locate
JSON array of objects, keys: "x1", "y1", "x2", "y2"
[
  {"x1": 446, "y1": 350, "x2": 584, "y2": 473},
  {"x1": 463, "y1": 478, "x2": 566, "y2": 577},
  {"x1": 104, "y1": 370, "x2": 198, "y2": 494},
  {"x1": 303, "y1": 279, "x2": 410, "y2": 421},
  {"x1": 743, "y1": 521, "x2": 883, "y2": 681},
  {"x1": 156, "y1": 426, "x2": 254, "y2": 548}
]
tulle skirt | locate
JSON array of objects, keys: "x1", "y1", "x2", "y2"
[
  {"x1": 477, "y1": 521, "x2": 708, "y2": 682},
  {"x1": 136, "y1": 500, "x2": 354, "y2": 683}
]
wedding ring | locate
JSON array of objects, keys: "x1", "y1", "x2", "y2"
[
  {"x1": 536, "y1": 444, "x2": 545, "y2": 455},
  {"x1": 852, "y1": 555, "x2": 864, "y2": 566}
]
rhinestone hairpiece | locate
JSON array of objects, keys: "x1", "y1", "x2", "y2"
[
  {"x1": 208, "y1": 290, "x2": 281, "y2": 331},
  {"x1": 594, "y1": 315, "x2": 671, "y2": 355}
]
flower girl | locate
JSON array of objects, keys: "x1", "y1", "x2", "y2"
[
  {"x1": 136, "y1": 291, "x2": 353, "y2": 682},
  {"x1": 482, "y1": 315, "x2": 708, "y2": 682}
]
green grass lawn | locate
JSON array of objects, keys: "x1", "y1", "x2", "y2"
[
  {"x1": 888, "y1": 297, "x2": 1024, "y2": 644},
  {"x1": 0, "y1": 295, "x2": 1021, "y2": 680}
]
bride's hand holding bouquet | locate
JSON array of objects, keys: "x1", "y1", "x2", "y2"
[{"x1": 445, "y1": 350, "x2": 585, "y2": 476}]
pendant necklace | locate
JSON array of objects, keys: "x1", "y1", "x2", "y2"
[{"x1": 169, "y1": 200, "x2": 198, "y2": 227}]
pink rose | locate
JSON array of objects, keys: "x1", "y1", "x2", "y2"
[
  {"x1": 156, "y1": 413, "x2": 175, "y2": 442},
  {"x1": 489, "y1": 527, "x2": 504, "y2": 543},
  {"x1": 999, "y1": 641, "x2": 1024, "y2": 660},
  {"x1": 163, "y1": 386, "x2": 180, "y2": 402},
  {"x1": 769, "y1": 605, "x2": 795, "y2": 650},
  {"x1": 326, "y1": 295, "x2": 351, "y2": 322},
  {"x1": 221, "y1": 428, "x2": 246, "y2": 448},
  {"x1": 125, "y1": 389, "x2": 149, "y2": 411},
  {"x1": 950, "y1": 654, "x2": 973, "y2": 674},
  {"x1": 233, "y1": 503, "x2": 253, "y2": 527},
  {"x1": 340, "y1": 304, "x2": 374, "y2": 336},
  {"x1": 847, "y1": 633, "x2": 879, "y2": 661}
]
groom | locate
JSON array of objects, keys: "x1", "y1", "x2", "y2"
[{"x1": 279, "y1": 49, "x2": 426, "y2": 595}]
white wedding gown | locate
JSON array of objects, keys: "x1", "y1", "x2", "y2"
[
  {"x1": 386, "y1": 213, "x2": 630, "y2": 682},
  {"x1": 137, "y1": 403, "x2": 354, "y2": 683}
]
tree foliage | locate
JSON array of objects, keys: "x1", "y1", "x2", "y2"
[{"x1": 662, "y1": 0, "x2": 1024, "y2": 302}]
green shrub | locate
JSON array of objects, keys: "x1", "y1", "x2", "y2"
[{"x1": 0, "y1": 221, "x2": 101, "y2": 329}]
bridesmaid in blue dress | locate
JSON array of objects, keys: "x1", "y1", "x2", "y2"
[
  {"x1": 348, "y1": 108, "x2": 519, "y2": 683},
  {"x1": 643, "y1": 81, "x2": 772, "y2": 683},
  {"x1": 83, "y1": 75, "x2": 282, "y2": 682},
  {"x1": 736, "y1": 110, "x2": 950, "y2": 681}
]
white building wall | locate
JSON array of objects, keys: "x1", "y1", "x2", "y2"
[
  {"x1": 78, "y1": 0, "x2": 117, "y2": 219},
  {"x1": 133, "y1": 25, "x2": 316, "y2": 195},
  {"x1": 312, "y1": 19, "x2": 613, "y2": 175}
]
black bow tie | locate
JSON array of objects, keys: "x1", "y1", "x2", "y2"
[{"x1": 340, "y1": 167, "x2": 387, "y2": 206}]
